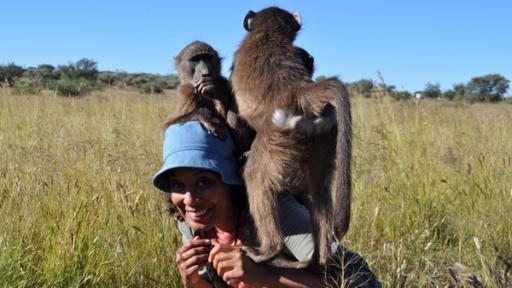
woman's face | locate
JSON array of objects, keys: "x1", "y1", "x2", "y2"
[{"x1": 166, "y1": 168, "x2": 234, "y2": 231}]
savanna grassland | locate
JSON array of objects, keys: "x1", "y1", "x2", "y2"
[{"x1": 1, "y1": 88, "x2": 511, "y2": 287}]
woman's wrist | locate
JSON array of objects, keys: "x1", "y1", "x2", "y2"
[
  {"x1": 244, "y1": 262, "x2": 323, "y2": 288},
  {"x1": 184, "y1": 277, "x2": 210, "y2": 288}
]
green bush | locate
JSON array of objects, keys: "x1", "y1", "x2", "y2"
[
  {"x1": 0, "y1": 63, "x2": 25, "y2": 87},
  {"x1": 140, "y1": 81, "x2": 164, "y2": 94},
  {"x1": 51, "y1": 79, "x2": 93, "y2": 97},
  {"x1": 390, "y1": 91, "x2": 412, "y2": 101},
  {"x1": 12, "y1": 80, "x2": 42, "y2": 95}
]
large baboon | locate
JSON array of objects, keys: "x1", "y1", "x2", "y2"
[{"x1": 231, "y1": 7, "x2": 352, "y2": 267}]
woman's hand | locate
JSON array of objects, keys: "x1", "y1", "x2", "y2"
[
  {"x1": 209, "y1": 244, "x2": 328, "y2": 288},
  {"x1": 208, "y1": 244, "x2": 259, "y2": 287},
  {"x1": 176, "y1": 236, "x2": 212, "y2": 287}
]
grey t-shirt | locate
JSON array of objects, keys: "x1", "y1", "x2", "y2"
[{"x1": 177, "y1": 194, "x2": 381, "y2": 287}]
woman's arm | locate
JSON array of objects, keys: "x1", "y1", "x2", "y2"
[{"x1": 209, "y1": 243, "x2": 323, "y2": 288}]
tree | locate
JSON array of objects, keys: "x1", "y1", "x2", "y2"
[
  {"x1": 349, "y1": 79, "x2": 374, "y2": 97},
  {"x1": 390, "y1": 90, "x2": 412, "y2": 101},
  {"x1": 452, "y1": 83, "x2": 466, "y2": 101},
  {"x1": 161, "y1": 74, "x2": 180, "y2": 89},
  {"x1": 465, "y1": 74, "x2": 510, "y2": 102},
  {"x1": 98, "y1": 71, "x2": 122, "y2": 86},
  {"x1": 423, "y1": 82, "x2": 441, "y2": 99},
  {"x1": 380, "y1": 84, "x2": 396, "y2": 93},
  {"x1": 442, "y1": 89, "x2": 455, "y2": 100},
  {"x1": 0, "y1": 63, "x2": 24, "y2": 87},
  {"x1": 27, "y1": 64, "x2": 60, "y2": 87},
  {"x1": 58, "y1": 58, "x2": 98, "y2": 81}
]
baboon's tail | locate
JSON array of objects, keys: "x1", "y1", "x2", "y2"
[
  {"x1": 333, "y1": 80, "x2": 352, "y2": 238},
  {"x1": 296, "y1": 78, "x2": 352, "y2": 239}
]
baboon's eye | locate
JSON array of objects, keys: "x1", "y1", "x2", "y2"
[{"x1": 190, "y1": 54, "x2": 211, "y2": 62}]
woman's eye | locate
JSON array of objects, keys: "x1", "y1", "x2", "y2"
[
  {"x1": 197, "y1": 177, "x2": 214, "y2": 189},
  {"x1": 169, "y1": 181, "x2": 185, "y2": 192}
]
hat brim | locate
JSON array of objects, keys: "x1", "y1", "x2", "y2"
[{"x1": 152, "y1": 148, "x2": 242, "y2": 192}]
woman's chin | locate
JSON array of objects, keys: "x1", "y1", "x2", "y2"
[
  {"x1": 187, "y1": 221, "x2": 212, "y2": 232},
  {"x1": 185, "y1": 210, "x2": 214, "y2": 231}
]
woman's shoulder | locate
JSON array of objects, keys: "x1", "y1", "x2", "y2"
[
  {"x1": 177, "y1": 220, "x2": 195, "y2": 243},
  {"x1": 242, "y1": 194, "x2": 315, "y2": 262},
  {"x1": 276, "y1": 194, "x2": 312, "y2": 233}
]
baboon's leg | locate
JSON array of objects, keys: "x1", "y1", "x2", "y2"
[
  {"x1": 305, "y1": 132, "x2": 337, "y2": 266},
  {"x1": 242, "y1": 134, "x2": 284, "y2": 263},
  {"x1": 307, "y1": 183, "x2": 334, "y2": 266},
  {"x1": 226, "y1": 110, "x2": 255, "y2": 156}
]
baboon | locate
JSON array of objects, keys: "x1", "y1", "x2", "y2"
[
  {"x1": 231, "y1": 7, "x2": 352, "y2": 267},
  {"x1": 163, "y1": 41, "x2": 254, "y2": 155}
]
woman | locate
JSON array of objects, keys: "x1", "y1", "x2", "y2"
[{"x1": 153, "y1": 121, "x2": 380, "y2": 288}]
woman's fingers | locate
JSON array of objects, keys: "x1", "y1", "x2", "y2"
[
  {"x1": 176, "y1": 237, "x2": 212, "y2": 269},
  {"x1": 222, "y1": 269, "x2": 244, "y2": 283},
  {"x1": 211, "y1": 248, "x2": 234, "y2": 269},
  {"x1": 184, "y1": 264, "x2": 200, "y2": 276},
  {"x1": 177, "y1": 245, "x2": 211, "y2": 261},
  {"x1": 208, "y1": 243, "x2": 234, "y2": 263},
  {"x1": 178, "y1": 237, "x2": 211, "y2": 255},
  {"x1": 208, "y1": 244, "x2": 249, "y2": 282},
  {"x1": 180, "y1": 254, "x2": 209, "y2": 269}
]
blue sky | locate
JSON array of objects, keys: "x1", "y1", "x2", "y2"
[{"x1": 1, "y1": 0, "x2": 511, "y2": 93}]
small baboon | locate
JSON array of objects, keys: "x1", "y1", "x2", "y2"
[
  {"x1": 231, "y1": 7, "x2": 352, "y2": 267},
  {"x1": 163, "y1": 41, "x2": 254, "y2": 155}
]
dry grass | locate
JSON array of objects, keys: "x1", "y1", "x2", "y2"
[{"x1": 1, "y1": 88, "x2": 511, "y2": 287}]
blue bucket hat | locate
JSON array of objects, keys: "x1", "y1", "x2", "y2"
[{"x1": 152, "y1": 121, "x2": 242, "y2": 192}]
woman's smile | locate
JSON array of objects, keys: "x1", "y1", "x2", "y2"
[{"x1": 185, "y1": 207, "x2": 212, "y2": 221}]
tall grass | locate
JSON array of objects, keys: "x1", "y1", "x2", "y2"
[
  {"x1": 349, "y1": 97, "x2": 512, "y2": 286},
  {"x1": 1, "y1": 88, "x2": 511, "y2": 287}
]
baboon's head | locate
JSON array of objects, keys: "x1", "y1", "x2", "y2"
[
  {"x1": 295, "y1": 47, "x2": 314, "y2": 78},
  {"x1": 174, "y1": 41, "x2": 221, "y2": 93},
  {"x1": 243, "y1": 7, "x2": 301, "y2": 40}
]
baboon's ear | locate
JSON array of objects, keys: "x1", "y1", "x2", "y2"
[
  {"x1": 292, "y1": 11, "x2": 302, "y2": 30},
  {"x1": 244, "y1": 10, "x2": 256, "y2": 31}
]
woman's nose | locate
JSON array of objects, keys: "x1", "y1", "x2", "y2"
[{"x1": 183, "y1": 191, "x2": 197, "y2": 205}]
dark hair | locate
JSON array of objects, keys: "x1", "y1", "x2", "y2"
[{"x1": 229, "y1": 184, "x2": 248, "y2": 211}]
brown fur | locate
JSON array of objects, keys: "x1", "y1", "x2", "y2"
[
  {"x1": 164, "y1": 41, "x2": 254, "y2": 155},
  {"x1": 231, "y1": 7, "x2": 352, "y2": 267}
]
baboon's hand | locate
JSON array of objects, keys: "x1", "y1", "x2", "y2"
[
  {"x1": 194, "y1": 78, "x2": 216, "y2": 95},
  {"x1": 199, "y1": 118, "x2": 227, "y2": 140}
]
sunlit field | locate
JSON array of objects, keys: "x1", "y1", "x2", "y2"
[{"x1": 1, "y1": 88, "x2": 511, "y2": 287}]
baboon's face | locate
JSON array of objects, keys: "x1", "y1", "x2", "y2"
[
  {"x1": 187, "y1": 53, "x2": 220, "y2": 95},
  {"x1": 175, "y1": 42, "x2": 221, "y2": 95},
  {"x1": 166, "y1": 168, "x2": 233, "y2": 232}
]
